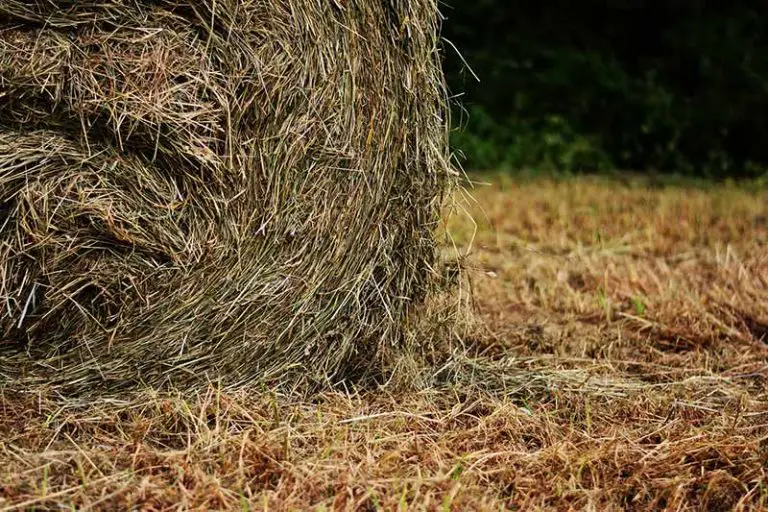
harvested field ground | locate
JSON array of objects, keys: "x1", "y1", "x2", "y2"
[{"x1": 2, "y1": 175, "x2": 768, "y2": 510}]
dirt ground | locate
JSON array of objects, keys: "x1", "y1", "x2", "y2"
[{"x1": 2, "y1": 175, "x2": 767, "y2": 510}]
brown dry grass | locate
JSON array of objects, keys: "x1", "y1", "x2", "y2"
[{"x1": 2, "y1": 174, "x2": 768, "y2": 510}]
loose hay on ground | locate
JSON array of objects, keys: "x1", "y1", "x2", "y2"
[
  {"x1": 0, "y1": 0, "x2": 454, "y2": 393},
  {"x1": 1, "y1": 177, "x2": 767, "y2": 510}
]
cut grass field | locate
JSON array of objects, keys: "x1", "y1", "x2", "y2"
[{"x1": 2, "y1": 174, "x2": 767, "y2": 510}]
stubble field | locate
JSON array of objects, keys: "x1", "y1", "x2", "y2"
[{"x1": 2, "y1": 175, "x2": 767, "y2": 510}]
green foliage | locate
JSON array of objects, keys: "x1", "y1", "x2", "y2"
[
  {"x1": 444, "y1": 1, "x2": 768, "y2": 178},
  {"x1": 452, "y1": 107, "x2": 612, "y2": 172}
]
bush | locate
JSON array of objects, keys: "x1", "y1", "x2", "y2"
[{"x1": 444, "y1": 1, "x2": 768, "y2": 178}]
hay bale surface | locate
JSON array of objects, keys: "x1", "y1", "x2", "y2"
[{"x1": 0, "y1": 0, "x2": 452, "y2": 392}]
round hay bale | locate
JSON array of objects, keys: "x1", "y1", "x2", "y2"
[{"x1": 0, "y1": 0, "x2": 453, "y2": 392}]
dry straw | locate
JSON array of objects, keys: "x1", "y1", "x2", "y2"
[{"x1": 0, "y1": 0, "x2": 454, "y2": 393}]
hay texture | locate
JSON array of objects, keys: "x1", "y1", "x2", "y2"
[{"x1": 0, "y1": 0, "x2": 452, "y2": 392}]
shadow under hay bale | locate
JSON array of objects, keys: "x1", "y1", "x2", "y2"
[{"x1": 0, "y1": 0, "x2": 454, "y2": 393}]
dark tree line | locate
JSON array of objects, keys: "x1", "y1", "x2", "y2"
[{"x1": 442, "y1": 0, "x2": 768, "y2": 177}]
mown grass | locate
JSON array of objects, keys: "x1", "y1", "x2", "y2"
[{"x1": 2, "y1": 174, "x2": 767, "y2": 510}]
